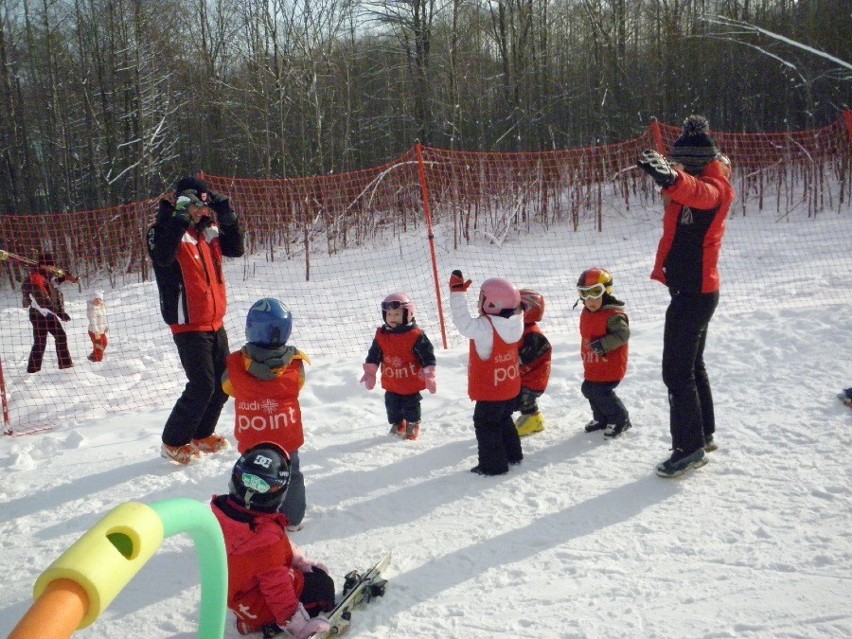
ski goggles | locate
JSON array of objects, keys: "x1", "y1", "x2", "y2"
[
  {"x1": 577, "y1": 284, "x2": 606, "y2": 300},
  {"x1": 381, "y1": 300, "x2": 408, "y2": 310}
]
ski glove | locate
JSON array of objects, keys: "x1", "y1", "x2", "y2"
[
  {"x1": 292, "y1": 555, "x2": 330, "y2": 575},
  {"x1": 58, "y1": 312, "x2": 71, "y2": 322},
  {"x1": 282, "y1": 603, "x2": 331, "y2": 639},
  {"x1": 589, "y1": 339, "x2": 606, "y2": 356},
  {"x1": 450, "y1": 269, "x2": 472, "y2": 292},
  {"x1": 360, "y1": 363, "x2": 378, "y2": 390},
  {"x1": 637, "y1": 149, "x2": 678, "y2": 188},
  {"x1": 209, "y1": 194, "x2": 237, "y2": 226},
  {"x1": 421, "y1": 366, "x2": 436, "y2": 394}
]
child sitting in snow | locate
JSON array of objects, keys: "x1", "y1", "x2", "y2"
[
  {"x1": 211, "y1": 443, "x2": 334, "y2": 638},
  {"x1": 86, "y1": 290, "x2": 109, "y2": 362},
  {"x1": 449, "y1": 270, "x2": 524, "y2": 476},
  {"x1": 513, "y1": 289, "x2": 552, "y2": 437},
  {"x1": 577, "y1": 268, "x2": 632, "y2": 439},
  {"x1": 360, "y1": 293, "x2": 436, "y2": 441},
  {"x1": 222, "y1": 298, "x2": 312, "y2": 531}
]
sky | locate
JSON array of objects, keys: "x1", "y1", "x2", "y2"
[{"x1": 1, "y1": 189, "x2": 851, "y2": 639}]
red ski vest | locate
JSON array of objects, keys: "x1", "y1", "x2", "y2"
[
  {"x1": 579, "y1": 308, "x2": 628, "y2": 382},
  {"x1": 375, "y1": 328, "x2": 427, "y2": 394},
  {"x1": 520, "y1": 323, "x2": 551, "y2": 392},
  {"x1": 226, "y1": 351, "x2": 305, "y2": 453},
  {"x1": 468, "y1": 320, "x2": 521, "y2": 401}
]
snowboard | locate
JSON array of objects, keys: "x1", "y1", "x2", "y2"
[{"x1": 313, "y1": 550, "x2": 391, "y2": 638}]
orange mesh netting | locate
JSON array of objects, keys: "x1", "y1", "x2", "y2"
[{"x1": 1, "y1": 115, "x2": 850, "y2": 434}]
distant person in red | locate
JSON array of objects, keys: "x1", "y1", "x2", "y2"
[
  {"x1": 638, "y1": 115, "x2": 735, "y2": 478},
  {"x1": 22, "y1": 252, "x2": 77, "y2": 373}
]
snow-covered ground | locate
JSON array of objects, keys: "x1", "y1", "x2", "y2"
[{"x1": 1, "y1": 194, "x2": 851, "y2": 638}]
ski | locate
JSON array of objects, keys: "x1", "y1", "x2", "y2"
[
  {"x1": 0, "y1": 249, "x2": 78, "y2": 282},
  {"x1": 313, "y1": 550, "x2": 391, "y2": 638}
]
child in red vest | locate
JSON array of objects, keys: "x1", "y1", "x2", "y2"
[
  {"x1": 211, "y1": 444, "x2": 334, "y2": 638},
  {"x1": 449, "y1": 270, "x2": 524, "y2": 476},
  {"x1": 514, "y1": 289, "x2": 552, "y2": 437},
  {"x1": 222, "y1": 298, "x2": 311, "y2": 530},
  {"x1": 360, "y1": 293, "x2": 436, "y2": 440},
  {"x1": 86, "y1": 290, "x2": 109, "y2": 362},
  {"x1": 577, "y1": 268, "x2": 632, "y2": 438}
]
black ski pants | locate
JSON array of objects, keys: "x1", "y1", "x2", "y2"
[
  {"x1": 473, "y1": 398, "x2": 523, "y2": 474},
  {"x1": 581, "y1": 380, "x2": 628, "y2": 427},
  {"x1": 162, "y1": 327, "x2": 230, "y2": 447},
  {"x1": 27, "y1": 309, "x2": 72, "y2": 372},
  {"x1": 384, "y1": 391, "x2": 422, "y2": 425},
  {"x1": 662, "y1": 290, "x2": 719, "y2": 454}
]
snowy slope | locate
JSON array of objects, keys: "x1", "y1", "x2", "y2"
[{"x1": 1, "y1": 201, "x2": 851, "y2": 639}]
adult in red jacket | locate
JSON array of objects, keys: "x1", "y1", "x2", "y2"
[
  {"x1": 21, "y1": 252, "x2": 77, "y2": 372},
  {"x1": 638, "y1": 115, "x2": 735, "y2": 478},
  {"x1": 147, "y1": 176, "x2": 245, "y2": 464}
]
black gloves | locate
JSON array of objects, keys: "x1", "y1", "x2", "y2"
[
  {"x1": 589, "y1": 339, "x2": 606, "y2": 356},
  {"x1": 210, "y1": 195, "x2": 237, "y2": 226},
  {"x1": 637, "y1": 150, "x2": 678, "y2": 188},
  {"x1": 173, "y1": 176, "x2": 237, "y2": 225},
  {"x1": 449, "y1": 270, "x2": 473, "y2": 292},
  {"x1": 171, "y1": 190, "x2": 200, "y2": 227},
  {"x1": 58, "y1": 312, "x2": 71, "y2": 322}
]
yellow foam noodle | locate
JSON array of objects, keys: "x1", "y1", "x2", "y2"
[{"x1": 33, "y1": 502, "x2": 164, "y2": 629}]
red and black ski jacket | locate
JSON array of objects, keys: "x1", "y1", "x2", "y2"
[
  {"x1": 651, "y1": 159, "x2": 735, "y2": 294},
  {"x1": 147, "y1": 199, "x2": 244, "y2": 334},
  {"x1": 519, "y1": 323, "x2": 552, "y2": 392}
]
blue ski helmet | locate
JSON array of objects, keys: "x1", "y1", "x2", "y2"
[{"x1": 246, "y1": 298, "x2": 292, "y2": 347}]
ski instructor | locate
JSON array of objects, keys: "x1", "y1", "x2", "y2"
[
  {"x1": 637, "y1": 115, "x2": 735, "y2": 478},
  {"x1": 147, "y1": 175, "x2": 245, "y2": 464}
]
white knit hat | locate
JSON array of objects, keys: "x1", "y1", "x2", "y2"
[{"x1": 90, "y1": 289, "x2": 104, "y2": 301}]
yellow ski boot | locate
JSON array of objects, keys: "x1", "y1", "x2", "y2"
[{"x1": 515, "y1": 412, "x2": 544, "y2": 437}]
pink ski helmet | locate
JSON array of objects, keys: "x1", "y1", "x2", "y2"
[
  {"x1": 478, "y1": 278, "x2": 521, "y2": 315},
  {"x1": 381, "y1": 292, "x2": 416, "y2": 325}
]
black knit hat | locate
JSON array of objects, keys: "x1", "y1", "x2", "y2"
[{"x1": 669, "y1": 115, "x2": 719, "y2": 175}]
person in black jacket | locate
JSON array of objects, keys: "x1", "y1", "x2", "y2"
[{"x1": 146, "y1": 175, "x2": 245, "y2": 464}]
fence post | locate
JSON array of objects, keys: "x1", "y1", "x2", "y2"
[
  {"x1": 0, "y1": 358, "x2": 10, "y2": 435},
  {"x1": 414, "y1": 144, "x2": 449, "y2": 349}
]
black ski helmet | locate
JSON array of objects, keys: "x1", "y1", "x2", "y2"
[{"x1": 229, "y1": 443, "x2": 291, "y2": 513}]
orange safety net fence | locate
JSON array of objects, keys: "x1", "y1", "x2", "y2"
[{"x1": 1, "y1": 115, "x2": 850, "y2": 434}]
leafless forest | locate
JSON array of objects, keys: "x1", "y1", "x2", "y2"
[{"x1": 0, "y1": 0, "x2": 848, "y2": 216}]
